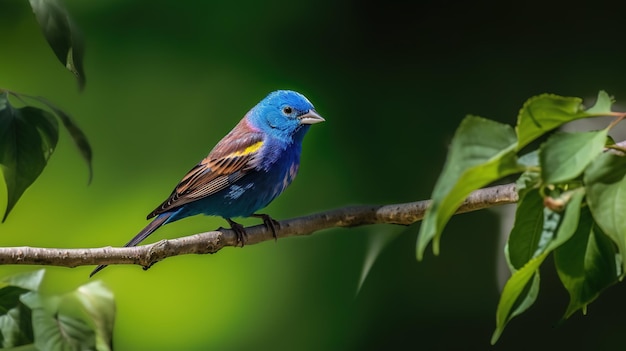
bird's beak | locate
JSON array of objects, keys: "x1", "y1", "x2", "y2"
[{"x1": 299, "y1": 109, "x2": 325, "y2": 125}]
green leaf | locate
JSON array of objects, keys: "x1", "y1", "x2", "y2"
[
  {"x1": 507, "y1": 189, "x2": 583, "y2": 269},
  {"x1": 29, "y1": 0, "x2": 86, "y2": 90},
  {"x1": 0, "y1": 302, "x2": 34, "y2": 348},
  {"x1": 584, "y1": 90, "x2": 614, "y2": 115},
  {"x1": 417, "y1": 115, "x2": 522, "y2": 259},
  {"x1": 507, "y1": 189, "x2": 545, "y2": 269},
  {"x1": 0, "y1": 270, "x2": 45, "y2": 316},
  {"x1": 69, "y1": 281, "x2": 115, "y2": 351},
  {"x1": 544, "y1": 189, "x2": 585, "y2": 252},
  {"x1": 0, "y1": 270, "x2": 45, "y2": 348},
  {"x1": 516, "y1": 91, "x2": 613, "y2": 150},
  {"x1": 21, "y1": 280, "x2": 115, "y2": 351},
  {"x1": 554, "y1": 209, "x2": 620, "y2": 319},
  {"x1": 494, "y1": 188, "x2": 584, "y2": 343},
  {"x1": 356, "y1": 227, "x2": 403, "y2": 295},
  {"x1": 0, "y1": 270, "x2": 114, "y2": 350},
  {"x1": 22, "y1": 291, "x2": 96, "y2": 351},
  {"x1": 492, "y1": 251, "x2": 549, "y2": 344},
  {"x1": 518, "y1": 150, "x2": 539, "y2": 168},
  {"x1": 540, "y1": 130, "x2": 608, "y2": 184},
  {"x1": 0, "y1": 93, "x2": 59, "y2": 221},
  {"x1": 584, "y1": 152, "x2": 626, "y2": 271},
  {"x1": 0, "y1": 270, "x2": 45, "y2": 292}
]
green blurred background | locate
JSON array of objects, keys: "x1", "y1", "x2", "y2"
[{"x1": 2, "y1": 0, "x2": 626, "y2": 350}]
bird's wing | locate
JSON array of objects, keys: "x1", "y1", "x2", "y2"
[{"x1": 147, "y1": 129, "x2": 265, "y2": 219}]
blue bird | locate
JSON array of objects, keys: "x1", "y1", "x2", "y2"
[{"x1": 91, "y1": 90, "x2": 324, "y2": 276}]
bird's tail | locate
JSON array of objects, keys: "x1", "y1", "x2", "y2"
[{"x1": 89, "y1": 212, "x2": 173, "y2": 277}]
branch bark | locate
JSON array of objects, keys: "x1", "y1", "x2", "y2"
[{"x1": 0, "y1": 183, "x2": 518, "y2": 270}]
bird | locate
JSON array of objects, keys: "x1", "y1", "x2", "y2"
[{"x1": 90, "y1": 90, "x2": 324, "y2": 277}]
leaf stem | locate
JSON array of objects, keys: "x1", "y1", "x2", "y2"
[{"x1": 607, "y1": 112, "x2": 626, "y2": 130}]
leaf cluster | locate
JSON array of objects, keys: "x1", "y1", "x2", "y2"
[
  {"x1": 0, "y1": 270, "x2": 115, "y2": 350},
  {"x1": 0, "y1": 0, "x2": 90, "y2": 221},
  {"x1": 418, "y1": 91, "x2": 626, "y2": 343}
]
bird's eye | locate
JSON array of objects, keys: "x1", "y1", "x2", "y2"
[{"x1": 282, "y1": 106, "x2": 293, "y2": 115}]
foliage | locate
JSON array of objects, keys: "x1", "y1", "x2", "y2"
[
  {"x1": 418, "y1": 90, "x2": 626, "y2": 343},
  {"x1": 0, "y1": 0, "x2": 90, "y2": 221},
  {"x1": 29, "y1": 0, "x2": 86, "y2": 90},
  {"x1": 0, "y1": 270, "x2": 115, "y2": 350},
  {"x1": 0, "y1": 91, "x2": 92, "y2": 220},
  {"x1": 0, "y1": 1, "x2": 102, "y2": 346}
]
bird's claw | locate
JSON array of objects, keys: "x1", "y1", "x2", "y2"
[
  {"x1": 252, "y1": 213, "x2": 280, "y2": 241},
  {"x1": 226, "y1": 219, "x2": 248, "y2": 247}
]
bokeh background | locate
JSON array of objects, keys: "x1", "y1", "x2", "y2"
[{"x1": 2, "y1": 0, "x2": 626, "y2": 350}]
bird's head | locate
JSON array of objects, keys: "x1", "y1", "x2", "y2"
[{"x1": 250, "y1": 90, "x2": 325, "y2": 141}]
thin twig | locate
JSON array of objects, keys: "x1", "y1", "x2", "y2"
[{"x1": 0, "y1": 183, "x2": 518, "y2": 270}]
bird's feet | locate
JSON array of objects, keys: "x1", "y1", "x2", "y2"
[
  {"x1": 252, "y1": 213, "x2": 280, "y2": 241},
  {"x1": 226, "y1": 218, "x2": 247, "y2": 247}
]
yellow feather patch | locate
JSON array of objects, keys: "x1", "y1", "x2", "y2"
[{"x1": 232, "y1": 141, "x2": 263, "y2": 156}]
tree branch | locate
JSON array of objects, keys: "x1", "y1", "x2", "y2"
[{"x1": 0, "y1": 183, "x2": 518, "y2": 269}]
